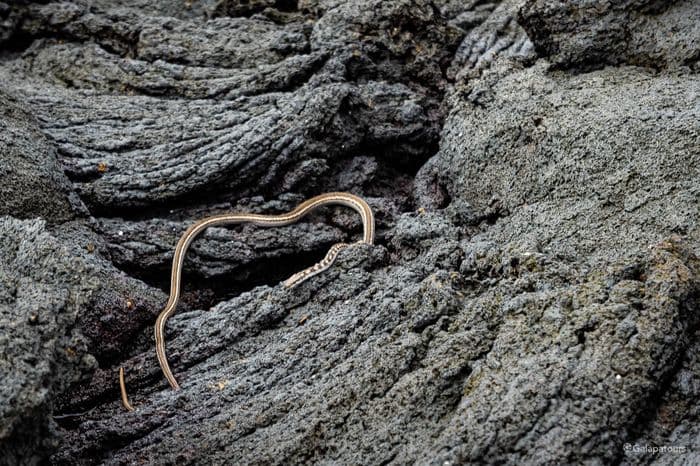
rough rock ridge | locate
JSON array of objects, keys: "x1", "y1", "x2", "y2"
[{"x1": 0, "y1": 0, "x2": 698, "y2": 464}]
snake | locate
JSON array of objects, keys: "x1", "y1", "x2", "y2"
[
  {"x1": 153, "y1": 192, "x2": 375, "y2": 390},
  {"x1": 119, "y1": 367, "x2": 135, "y2": 411}
]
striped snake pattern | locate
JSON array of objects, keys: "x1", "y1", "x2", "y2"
[{"x1": 153, "y1": 192, "x2": 375, "y2": 390}]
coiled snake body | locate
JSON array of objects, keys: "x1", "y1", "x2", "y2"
[{"x1": 154, "y1": 192, "x2": 375, "y2": 390}]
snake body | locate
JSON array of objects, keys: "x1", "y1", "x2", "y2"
[
  {"x1": 155, "y1": 192, "x2": 375, "y2": 390},
  {"x1": 119, "y1": 367, "x2": 135, "y2": 411}
]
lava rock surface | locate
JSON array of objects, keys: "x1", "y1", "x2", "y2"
[{"x1": 0, "y1": 0, "x2": 698, "y2": 464}]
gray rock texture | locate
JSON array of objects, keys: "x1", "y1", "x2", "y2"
[
  {"x1": 0, "y1": 217, "x2": 98, "y2": 463},
  {"x1": 519, "y1": 0, "x2": 700, "y2": 70},
  {"x1": 0, "y1": 90, "x2": 85, "y2": 223},
  {"x1": 0, "y1": 0, "x2": 698, "y2": 465}
]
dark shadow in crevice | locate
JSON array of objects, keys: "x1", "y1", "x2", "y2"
[{"x1": 211, "y1": 0, "x2": 299, "y2": 19}]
